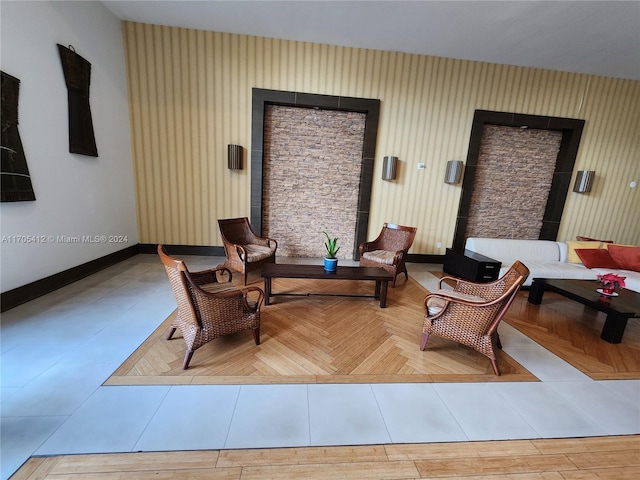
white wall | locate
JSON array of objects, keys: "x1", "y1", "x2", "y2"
[{"x1": 0, "y1": 1, "x2": 138, "y2": 292}]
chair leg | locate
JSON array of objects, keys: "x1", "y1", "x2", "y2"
[
  {"x1": 420, "y1": 332, "x2": 430, "y2": 351},
  {"x1": 496, "y1": 332, "x2": 502, "y2": 350},
  {"x1": 252, "y1": 327, "x2": 260, "y2": 345},
  {"x1": 166, "y1": 327, "x2": 177, "y2": 340},
  {"x1": 182, "y1": 350, "x2": 195, "y2": 370},
  {"x1": 243, "y1": 272, "x2": 247, "y2": 286},
  {"x1": 490, "y1": 357, "x2": 501, "y2": 376}
]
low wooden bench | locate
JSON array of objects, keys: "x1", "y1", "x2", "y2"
[{"x1": 261, "y1": 263, "x2": 394, "y2": 308}]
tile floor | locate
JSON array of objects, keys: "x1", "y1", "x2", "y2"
[{"x1": 1, "y1": 254, "x2": 639, "y2": 479}]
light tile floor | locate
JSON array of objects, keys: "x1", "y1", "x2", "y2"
[{"x1": 1, "y1": 255, "x2": 639, "y2": 479}]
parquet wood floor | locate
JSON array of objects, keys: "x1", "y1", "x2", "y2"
[
  {"x1": 14, "y1": 435, "x2": 640, "y2": 479},
  {"x1": 106, "y1": 277, "x2": 534, "y2": 385}
]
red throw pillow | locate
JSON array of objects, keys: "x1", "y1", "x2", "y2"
[
  {"x1": 607, "y1": 245, "x2": 640, "y2": 272},
  {"x1": 574, "y1": 249, "x2": 620, "y2": 269}
]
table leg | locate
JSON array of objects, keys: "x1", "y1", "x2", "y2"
[
  {"x1": 374, "y1": 280, "x2": 381, "y2": 299},
  {"x1": 528, "y1": 279, "x2": 545, "y2": 304},
  {"x1": 264, "y1": 277, "x2": 271, "y2": 305},
  {"x1": 600, "y1": 313, "x2": 629, "y2": 344},
  {"x1": 379, "y1": 280, "x2": 388, "y2": 308}
]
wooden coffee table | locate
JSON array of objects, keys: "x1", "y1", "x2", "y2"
[
  {"x1": 261, "y1": 263, "x2": 394, "y2": 308},
  {"x1": 528, "y1": 278, "x2": 640, "y2": 343}
]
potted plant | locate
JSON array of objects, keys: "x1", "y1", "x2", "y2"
[
  {"x1": 597, "y1": 273, "x2": 626, "y2": 296},
  {"x1": 323, "y1": 231, "x2": 340, "y2": 272}
]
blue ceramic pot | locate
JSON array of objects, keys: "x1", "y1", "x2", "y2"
[{"x1": 323, "y1": 257, "x2": 338, "y2": 272}]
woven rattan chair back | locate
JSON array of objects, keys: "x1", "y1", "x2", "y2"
[
  {"x1": 358, "y1": 223, "x2": 417, "y2": 286},
  {"x1": 218, "y1": 217, "x2": 258, "y2": 245},
  {"x1": 158, "y1": 244, "x2": 263, "y2": 369},
  {"x1": 218, "y1": 217, "x2": 277, "y2": 285},
  {"x1": 421, "y1": 260, "x2": 529, "y2": 375},
  {"x1": 158, "y1": 245, "x2": 200, "y2": 328}
]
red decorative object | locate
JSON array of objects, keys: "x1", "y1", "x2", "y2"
[{"x1": 597, "y1": 273, "x2": 626, "y2": 294}]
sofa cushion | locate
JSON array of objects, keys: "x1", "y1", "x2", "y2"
[
  {"x1": 498, "y1": 261, "x2": 598, "y2": 287},
  {"x1": 606, "y1": 244, "x2": 640, "y2": 272},
  {"x1": 361, "y1": 250, "x2": 396, "y2": 265},
  {"x1": 574, "y1": 248, "x2": 620, "y2": 269},
  {"x1": 240, "y1": 244, "x2": 276, "y2": 262},
  {"x1": 565, "y1": 241, "x2": 603, "y2": 263},
  {"x1": 465, "y1": 238, "x2": 560, "y2": 265}
]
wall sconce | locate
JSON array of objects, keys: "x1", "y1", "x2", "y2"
[
  {"x1": 382, "y1": 156, "x2": 398, "y2": 181},
  {"x1": 573, "y1": 170, "x2": 595, "y2": 193},
  {"x1": 444, "y1": 160, "x2": 464, "y2": 184},
  {"x1": 228, "y1": 144, "x2": 243, "y2": 170}
]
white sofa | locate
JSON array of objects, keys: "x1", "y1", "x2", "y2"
[{"x1": 464, "y1": 237, "x2": 640, "y2": 293}]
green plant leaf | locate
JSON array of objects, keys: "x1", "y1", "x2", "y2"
[{"x1": 322, "y1": 231, "x2": 340, "y2": 259}]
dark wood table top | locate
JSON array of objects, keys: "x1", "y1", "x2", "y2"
[
  {"x1": 533, "y1": 278, "x2": 640, "y2": 316},
  {"x1": 261, "y1": 263, "x2": 393, "y2": 281}
]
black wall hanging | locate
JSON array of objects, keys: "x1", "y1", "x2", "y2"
[
  {"x1": 57, "y1": 44, "x2": 98, "y2": 157},
  {"x1": 1, "y1": 71, "x2": 36, "y2": 202}
]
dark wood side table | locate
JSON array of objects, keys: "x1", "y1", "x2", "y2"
[{"x1": 443, "y1": 248, "x2": 502, "y2": 283}]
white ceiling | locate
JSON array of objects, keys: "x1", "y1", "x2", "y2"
[{"x1": 102, "y1": 0, "x2": 640, "y2": 80}]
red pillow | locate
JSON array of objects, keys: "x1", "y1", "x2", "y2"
[
  {"x1": 574, "y1": 249, "x2": 620, "y2": 269},
  {"x1": 607, "y1": 245, "x2": 640, "y2": 272}
]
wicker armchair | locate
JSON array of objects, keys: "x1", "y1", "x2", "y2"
[
  {"x1": 218, "y1": 217, "x2": 278, "y2": 285},
  {"x1": 358, "y1": 223, "x2": 417, "y2": 286},
  {"x1": 421, "y1": 261, "x2": 529, "y2": 375},
  {"x1": 158, "y1": 245, "x2": 263, "y2": 369}
]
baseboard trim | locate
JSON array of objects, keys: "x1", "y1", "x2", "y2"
[
  {"x1": 1, "y1": 245, "x2": 140, "y2": 312},
  {"x1": 138, "y1": 244, "x2": 225, "y2": 256},
  {"x1": 407, "y1": 253, "x2": 445, "y2": 264}
]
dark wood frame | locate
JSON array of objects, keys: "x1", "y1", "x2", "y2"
[
  {"x1": 452, "y1": 110, "x2": 585, "y2": 251},
  {"x1": 251, "y1": 88, "x2": 380, "y2": 260}
]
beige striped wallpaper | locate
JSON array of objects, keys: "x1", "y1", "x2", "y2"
[{"x1": 122, "y1": 22, "x2": 640, "y2": 253}]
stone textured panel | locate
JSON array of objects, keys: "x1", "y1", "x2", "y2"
[
  {"x1": 466, "y1": 125, "x2": 562, "y2": 239},
  {"x1": 263, "y1": 106, "x2": 366, "y2": 258}
]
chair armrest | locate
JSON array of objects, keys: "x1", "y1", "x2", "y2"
[
  {"x1": 392, "y1": 249, "x2": 408, "y2": 263},
  {"x1": 185, "y1": 271, "x2": 264, "y2": 312},
  {"x1": 428, "y1": 289, "x2": 488, "y2": 305},
  {"x1": 189, "y1": 266, "x2": 233, "y2": 284},
  {"x1": 239, "y1": 286, "x2": 264, "y2": 312},
  {"x1": 423, "y1": 289, "x2": 490, "y2": 319},
  {"x1": 359, "y1": 240, "x2": 385, "y2": 255},
  {"x1": 438, "y1": 275, "x2": 500, "y2": 298},
  {"x1": 437, "y1": 275, "x2": 463, "y2": 289},
  {"x1": 245, "y1": 232, "x2": 278, "y2": 250},
  {"x1": 265, "y1": 237, "x2": 277, "y2": 250},
  {"x1": 228, "y1": 243, "x2": 248, "y2": 262}
]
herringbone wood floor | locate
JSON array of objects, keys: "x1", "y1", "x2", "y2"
[
  {"x1": 14, "y1": 435, "x2": 640, "y2": 479},
  {"x1": 504, "y1": 289, "x2": 640, "y2": 379},
  {"x1": 107, "y1": 277, "x2": 534, "y2": 385}
]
